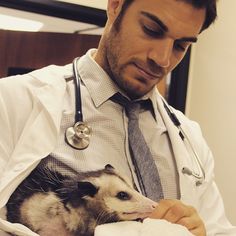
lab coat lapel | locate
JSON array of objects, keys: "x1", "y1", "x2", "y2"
[
  {"x1": 0, "y1": 66, "x2": 68, "y2": 208},
  {"x1": 16, "y1": 66, "x2": 69, "y2": 155},
  {"x1": 30, "y1": 65, "x2": 72, "y2": 132},
  {"x1": 156, "y1": 94, "x2": 198, "y2": 205}
]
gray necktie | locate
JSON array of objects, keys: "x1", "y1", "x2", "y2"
[{"x1": 111, "y1": 93, "x2": 164, "y2": 201}]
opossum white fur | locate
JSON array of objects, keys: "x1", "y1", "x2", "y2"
[{"x1": 7, "y1": 165, "x2": 157, "y2": 236}]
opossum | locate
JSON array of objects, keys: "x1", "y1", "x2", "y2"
[{"x1": 6, "y1": 164, "x2": 157, "y2": 236}]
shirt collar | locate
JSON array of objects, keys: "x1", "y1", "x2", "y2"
[
  {"x1": 77, "y1": 49, "x2": 166, "y2": 132},
  {"x1": 77, "y1": 48, "x2": 119, "y2": 107}
]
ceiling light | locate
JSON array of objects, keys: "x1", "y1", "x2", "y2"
[{"x1": 0, "y1": 14, "x2": 43, "y2": 32}]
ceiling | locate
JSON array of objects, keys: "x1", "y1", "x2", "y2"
[
  {"x1": 56, "y1": 0, "x2": 107, "y2": 10},
  {"x1": 0, "y1": 0, "x2": 108, "y2": 34}
]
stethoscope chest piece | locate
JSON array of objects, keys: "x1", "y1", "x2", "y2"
[{"x1": 65, "y1": 122, "x2": 92, "y2": 150}]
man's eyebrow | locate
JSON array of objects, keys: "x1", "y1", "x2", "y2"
[
  {"x1": 141, "y1": 11, "x2": 168, "y2": 32},
  {"x1": 141, "y1": 11, "x2": 198, "y2": 43},
  {"x1": 176, "y1": 37, "x2": 198, "y2": 43}
]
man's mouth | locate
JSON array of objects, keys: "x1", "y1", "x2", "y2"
[{"x1": 134, "y1": 63, "x2": 163, "y2": 80}]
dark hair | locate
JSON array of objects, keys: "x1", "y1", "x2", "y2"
[
  {"x1": 181, "y1": 0, "x2": 217, "y2": 31},
  {"x1": 114, "y1": 0, "x2": 217, "y2": 32},
  {"x1": 113, "y1": 0, "x2": 134, "y2": 31}
]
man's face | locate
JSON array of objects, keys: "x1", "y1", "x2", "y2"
[{"x1": 99, "y1": 0, "x2": 206, "y2": 99}]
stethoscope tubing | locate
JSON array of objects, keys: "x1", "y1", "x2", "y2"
[
  {"x1": 162, "y1": 99, "x2": 205, "y2": 185},
  {"x1": 65, "y1": 58, "x2": 92, "y2": 150},
  {"x1": 73, "y1": 57, "x2": 83, "y2": 123}
]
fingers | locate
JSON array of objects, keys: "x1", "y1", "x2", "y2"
[
  {"x1": 190, "y1": 226, "x2": 206, "y2": 236},
  {"x1": 150, "y1": 199, "x2": 187, "y2": 221},
  {"x1": 149, "y1": 199, "x2": 206, "y2": 236},
  {"x1": 163, "y1": 201, "x2": 193, "y2": 223}
]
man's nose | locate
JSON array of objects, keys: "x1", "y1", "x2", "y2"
[{"x1": 147, "y1": 38, "x2": 173, "y2": 68}]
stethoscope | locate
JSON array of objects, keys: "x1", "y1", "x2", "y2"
[
  {"x1": 65, "y1": 57, "x2": 92, "y2": 150},
  {"x1": 65, "y1": 57, "x2": 205, "y2": 185}
]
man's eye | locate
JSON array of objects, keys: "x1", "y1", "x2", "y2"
[
  {"x1": 142, "y1": 25, "x2": 163, "y2": 38},
  {"x1": 174, "y1": 41, "x2": 188, "y2": 52}
]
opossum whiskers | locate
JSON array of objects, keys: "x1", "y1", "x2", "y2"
[
  {"x1": 27, "y1": 185, "x2": 46, "y2": 193},
  {"x1": 95, "y1": 209, "x2": 118, "y2": 225},
  {"x1": 23, "y1": 176, "x2": 45, "y2": 193},
  {"x1": 17, "y1": 184, "x2": 43, "y2": 194},
  {"x1": 39, "y1": 167, "x2": 65, "y2": 186}
]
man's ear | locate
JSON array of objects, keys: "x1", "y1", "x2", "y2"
[{"x1": 107, "y1": 0, "x2": 124, "y2": 21}]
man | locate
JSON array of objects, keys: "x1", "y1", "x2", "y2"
[{"x1": 0, "y1": 0, "x2": 235, "y2": 235}]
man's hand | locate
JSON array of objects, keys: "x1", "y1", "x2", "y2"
[{"x1": 149, "y1": 199, "x2": 206, "y2": 236}]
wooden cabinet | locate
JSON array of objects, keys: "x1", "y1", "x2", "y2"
[
  {"x1": 0, "y1": 29, "x2": 166, "y2": 97},
  {"x1": 0, "y1": 30, "x2": 100, "y2": 77}
]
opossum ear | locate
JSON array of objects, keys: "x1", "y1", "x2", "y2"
[
  {"x1": 77, "y1": 181, "x2": 98, "y2": 197},
  {"x1": 105, "y1": 164, "x2": 114, "y2": 170}
]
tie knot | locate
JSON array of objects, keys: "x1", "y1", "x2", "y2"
[{"x1": 110, "y1": 93, "x2": 142, "y2": 120}]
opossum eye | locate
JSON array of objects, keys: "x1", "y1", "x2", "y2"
[{"x1": 116, "y1": 191, "x2": 131, "y2": 200}]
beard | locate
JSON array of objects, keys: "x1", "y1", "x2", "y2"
[{"x1": 104, "y1": 37, "x2": 164, "y2": 99}]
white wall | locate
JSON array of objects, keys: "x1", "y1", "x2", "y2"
[{"x1": 186, "y1": 0, "x2": 236, "y2": 225}]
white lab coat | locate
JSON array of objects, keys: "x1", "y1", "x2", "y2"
[{"x1": 0, "y1": 64, "x2": 235, "y2": 236}]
